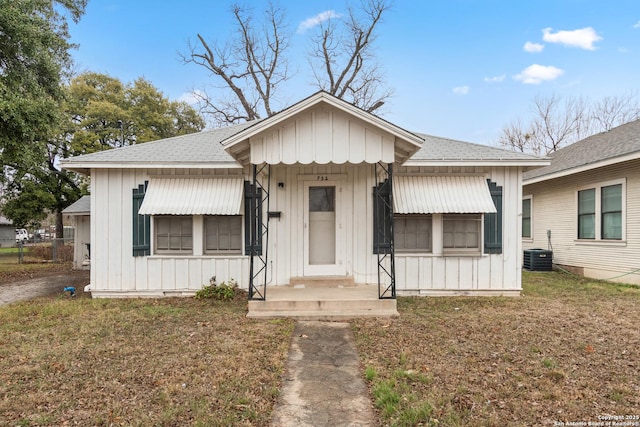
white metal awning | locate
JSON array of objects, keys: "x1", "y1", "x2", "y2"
[
  {"x1": 138, "y1": 177, "x2": 244, "y2": 215},
  {"x1": 393, "y1": 176, "x2": 497, "y2": 214}
]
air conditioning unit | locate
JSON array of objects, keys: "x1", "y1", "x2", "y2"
[{"x1": 523, "y1": 249, "x2": 553, "y2": 271}]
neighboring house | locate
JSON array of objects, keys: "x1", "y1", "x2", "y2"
[
  {"x1": 62, "y1": 195, "x2": 91, "y2": 270},
  {"x1": 523, "y1": 118, "x2": 640, "y2": 285},
  {"x1": 0, "y1": 215, "x2": 13, "y2": 248},
  {"x1": 62, "y1": 92, "x2": 547, "y2": 299}
]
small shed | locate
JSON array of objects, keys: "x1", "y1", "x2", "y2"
[
  {"x1": 0, "y1": 215, "x2": 13, "y2": 248},
  {"x1": 62, "y1": 196, "x2": 91, "y2": 269}
]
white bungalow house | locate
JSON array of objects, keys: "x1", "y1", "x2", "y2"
[
  {"x1": 62, "y1": 92, "x2": 547, "y2": 314},
  {"x1": 523, "y1": 118, "x2": 640, "y2": 285}
]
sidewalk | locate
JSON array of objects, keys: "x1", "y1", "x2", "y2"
[{"x1": 271, "y1": 321, "x2": 376, "y2": 427}]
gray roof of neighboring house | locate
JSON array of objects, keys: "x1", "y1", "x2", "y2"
[
  {"x1": 524, "y1": 118, "x2": 640, "y2": 182},
  {"x1": 0, "y1": 215, "x2": 12, "y2": 226},
  {"x1": 411, "y1": 133, "x2": 543, "y2": 161},
  {"x1": 62, "y1": 195, "x2": 91, "y2": 215}
]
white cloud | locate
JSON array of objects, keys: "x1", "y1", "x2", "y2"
[
  {"x1": 634, "y1": 20, "x2": 640, "y2": 29},
  {"x1": 297, "y1": 10, "x2": 341, "y2": 33},
  {"x1": 542, "y1": 27, "x2": 602, "y2": 50},
  {"x1": 523, "y1": 41, "x2": 544, "y2": 53},
  {"x1": 514, "y1": 64, "x2": 564, "y2": 84},
  {"x1": 453, "y1": 86, "x2": 470, "y2": 95},
  {"x1": 484, "y1": 74, "x2": 505, "y2": 83},
  {"x1": 178, "y1": 90, "x2": 205, "y2": 105}
]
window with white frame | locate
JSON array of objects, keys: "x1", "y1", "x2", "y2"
[
  {"x1": 577, "y1": 180, "x2": 624, "y2": 241},
  {"x1": 204, "y1": 215, "x2": 242, "y2": 254},
  {"x1": 443, "y1": 214, "x2": 481, "y2": 252},
  {"x1": 394, "y1": 215, "x2": 432, "y2": 252},
  {"x1": 522, "y1": 197, "x2": 532, "y2": 239},
  {"x1": 155, "y1": 216, "x2": 193, "y2": 254}
]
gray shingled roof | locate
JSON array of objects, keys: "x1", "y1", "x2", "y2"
[
  {"x1": 63, "y1": 122, "x2": 256, "y2": 165},
  {"x1": 0, "y1": 215, "x2": 12, "y2": 226},
  {"x1": 524, "y1": 118, "x2": 640, "y2": 181},
  {"x1": 62, "y1": 195, "x2": 90, "y2": 215},
  {"x1": 410, "y1": 133, "x2": 543, "y2": 161}
]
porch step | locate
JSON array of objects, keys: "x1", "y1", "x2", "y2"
[
  {"x1": 289, "y1": 276, "x2": 356, "y2": 288},
  {"x1": 247, "y1": 284, "x2": 398, "y2": 320}
]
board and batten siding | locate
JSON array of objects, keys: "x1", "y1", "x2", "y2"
[
  {"x1": 266, "y1": 163, "x2": 378, "y2": 285},
  {"x1": 523, "y1": 158, "x2": 640, "y2": 284},
  {"x1": 394, "y1": 166, "x2": 523, "y2": 295},
  {"x1": 249, "y1": 105, "x2": 396, "y2": 165},
  {"x1": 89, "y1": 163, "x2": 523, "y2": 296},
  {"x1": 89, "y1": 167, "x2": 249, "y2": 297}
]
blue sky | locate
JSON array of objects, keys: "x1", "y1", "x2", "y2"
[{"x1": 68, "y1": 0, "x2": 640, "y2": 145}]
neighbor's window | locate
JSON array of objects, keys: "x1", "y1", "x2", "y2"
[
  {"x1": 522, "y1": 197, "x2": 532, "y2": 239},
  {"x1": 204, "y1": 216, "x2": 242, "y2": 254},
  {"x1": 443, "y1": 214, "x2": 481, "y2": 252},
  {"x1": 394, "y1": 215, "x2": 432, "y2": 252},
  {"x1": 155, "y1": 216, "x2": 193, "y2": 254},
  {"x1": 601, "y1": 184, "x2": 622, "y2": 240},
  {"x1": 578, "y1": 188, "x2": 596, "y2": 239},
  {"x1": 577, "y1": 181, "x2": 624, "y2": 241}
]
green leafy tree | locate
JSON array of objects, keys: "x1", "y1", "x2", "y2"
[
  {"x1": 2, "y1": 72, "x2": 205, "y2": 235},
  {"x1": 0, "y1": 0, "x2": 86, "y2": 168}
]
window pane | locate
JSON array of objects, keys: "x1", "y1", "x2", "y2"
[
  {"x1": 602, "y1": 184, "x2": 622, "y2": 213},
  {"x1": 205, "y1": 216, "x2": 242, "y2": 253},
  {"x1": 155, "y1": 216, "x2": 192, "y2": 253},
  {"x1": 309, "y1": 187, "x2": 335, "y2": 212},
  {"x1": 443, "y1": 215, "x2": 480, "y2": 250},
  {"x1": 578, "y1": 189, "x2": 595, "y2": 214},
  {"x1": 522, "y1": 218, "x2": 531, "y2": 238},
  {"x1": 602, "y1": 212, "x2": 622, "y2": 239},
  {"x1": 578, "y1": 214, "x2": 595, "y2": 239},
  {"x1": 522, "y1": 198, "x2": 531, "y2": 238},
  {"x1": 394, "y1": 215, "x2": 431, "y2": 252},
  {"x1": 522, "y1": 199, "x2": 531, "y2": 218}
]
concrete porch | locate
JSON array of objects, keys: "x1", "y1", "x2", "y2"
[{"x1": 247, "y1": 279, "x2": 398, "y2": 320}]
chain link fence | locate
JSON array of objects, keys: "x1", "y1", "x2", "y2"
[{"x1": 7, "y1": 239, "x2": 75, "y2": 264}]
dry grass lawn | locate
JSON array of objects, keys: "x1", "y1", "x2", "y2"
[
  {"x1": 1, "y1": 267, "x2": 639, "y2": 426},
  {"x1": 0, "y1": 292, "x2": 294, "y2": 426},
  {"x1": 353, "y1": 271, "x2": 640, "y2": 426}
]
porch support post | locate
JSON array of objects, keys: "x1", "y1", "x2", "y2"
[
  {"x1": 374, "y1": 162, "x2": 396, "y2": 299},
  {"x1": 248, "y1": 163, "x2": 271, "y2": 301}
]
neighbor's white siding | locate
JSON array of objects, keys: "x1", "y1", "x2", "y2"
[
  {"x1": 89, "y1": 167, "x2": 249, "y2": 297},
  {"x1": 524, "y1": 158, "x2": 640, "y2": 284}
]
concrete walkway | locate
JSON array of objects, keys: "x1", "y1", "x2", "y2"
[{"x1": 271, "y1": 321, "x2": 376, "y2": 427}]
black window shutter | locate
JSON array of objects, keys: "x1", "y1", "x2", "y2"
[
  {"x1": 132, "y1": 182, "x2": 150, "y2": 256},
  {"x1": 373, "y1": 179, "x2": 392, "y2": 254},
  {"x1": 484, "y1": 179, "x2": 503, "y2": 254},
  {"x1": 244, "y1": 181, "x2": 263, "y2": 255}
]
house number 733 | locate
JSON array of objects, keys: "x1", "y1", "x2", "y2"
[{"x1": 316, "y1": 176, "x2": 329, "y2": 181}]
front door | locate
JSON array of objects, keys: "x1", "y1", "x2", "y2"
[{"x1": 304, "y1": 181, "x2": 341, "y2": 275}]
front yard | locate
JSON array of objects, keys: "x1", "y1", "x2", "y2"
[{"x1": 0, "y1": 270, "x2": 638, "y2": 426}]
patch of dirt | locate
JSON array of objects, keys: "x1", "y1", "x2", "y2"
[{"x1": 0, "y1": 267, "x2": 90, "y2": 306}]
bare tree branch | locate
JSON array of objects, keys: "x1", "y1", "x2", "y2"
[
  {"x1": 498, "y1": 93, "x2": 640, "y2": 155},
  {"x1": 309, "y1": 0, "x2": 392, "y2": 112},
  {"x1": 181, "y1": 2, "x2": 290, "y2": 126}
]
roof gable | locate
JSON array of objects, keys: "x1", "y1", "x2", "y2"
[
  {"x1": 524, "y1": 119, "x2": 640, "y2": 183},
  {"x1": 221, "y1": 91, "x2": 424, "y2": 165}
]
